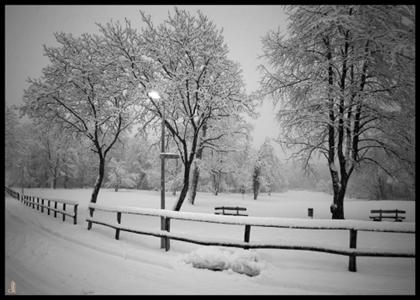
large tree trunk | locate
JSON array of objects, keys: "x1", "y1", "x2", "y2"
[
  {"x1": 188, "y1": 123, "x2": 207, "y2": 205},
  {"x1": 331, "y1": 190, "x2": 345, "y2": 219},
  {"x1": 329, "y1": 163, "x2": 349, "y2": 219}
]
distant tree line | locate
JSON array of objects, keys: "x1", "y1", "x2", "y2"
[
  {"x1": 7, "y1": 104, "x2": 412, "y2": 201},
  {"x1": 6, "y1": 106, "x2": 289, "y2": 199}
]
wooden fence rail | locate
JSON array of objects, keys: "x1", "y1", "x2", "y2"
[
  {"x1": 5, "y1": 186, "x2": 79, "y2": 225},
  {"x1": 86, "y1": 204, "x2": 415, "y2": 272}
]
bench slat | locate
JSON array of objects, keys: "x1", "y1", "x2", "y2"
[
  {"x1": 215, "y1": 206, "x2": 247, "y2": 211},
  {"x1": 370, "y1": 209, "x2": 406, "y2": 213},
  {"x1": 371, "y1": 216, "x2": 406, "y2": 219}
]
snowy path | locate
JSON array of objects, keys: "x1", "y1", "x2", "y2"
[{"x1": 5, "y1": 190, "x2": 415, "y2": 295}]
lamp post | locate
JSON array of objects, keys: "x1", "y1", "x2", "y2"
[
  {"x1": 148, "y1": 91, "x2": 165, "y2": 249},
  {"x1": 148, "y1": 90, "x2": 179, "y2": 250}
]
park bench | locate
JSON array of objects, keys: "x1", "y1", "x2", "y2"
[
  {"x1": 214, "y1": 206, "x2": 248, "y2": 216},
  {"x1": 369, "y1": 209, "x2": 406, "y2": 222}
]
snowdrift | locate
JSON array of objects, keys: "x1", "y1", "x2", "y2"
[{"x1": 182, "y1": 246, "x2": 263, "y2": 277}]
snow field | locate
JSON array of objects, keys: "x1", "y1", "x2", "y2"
[{"x1": 5, "y1": 188, "x2": 416, "y2": 294}]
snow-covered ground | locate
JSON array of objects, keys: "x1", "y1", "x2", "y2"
[{"x1": 5, "y1": 188, "x2": 415, "y2": 295}]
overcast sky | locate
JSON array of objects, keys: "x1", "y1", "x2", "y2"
[{"x1": 5, "y1": 5, "x2": 289, "y2": 149}]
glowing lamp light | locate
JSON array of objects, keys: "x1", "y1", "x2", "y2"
[{"x1": 148, "y1": 90, "x2": 161, "y2": 100}]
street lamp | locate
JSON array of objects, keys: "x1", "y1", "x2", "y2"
[{"x1": 148, "y1": 90, "x2": 179, "y2": 250}]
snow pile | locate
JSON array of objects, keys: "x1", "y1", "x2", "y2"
[{"x1": 182, "y1": 246, "x2": 263, "y2": 277}]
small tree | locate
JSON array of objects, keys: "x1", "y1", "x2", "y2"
[{"x1": 252, "y1": 160, "x2": 262, "y2": 200}]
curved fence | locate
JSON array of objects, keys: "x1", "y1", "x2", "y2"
[
  {"x1": 87, "y1": 203, "x2": 415, "y2": 272},
  {"x1": 5, "y1": 186, "x2": 79, "y2": 225}
]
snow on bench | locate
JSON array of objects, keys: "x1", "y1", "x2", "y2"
[
  {"x1": 214, "y1": 206, "x2": 248, "y2": 216},
  {"x1": 369, "y1": 209, "x2": 406, "y2": 222}
]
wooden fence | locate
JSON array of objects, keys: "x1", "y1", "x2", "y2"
[
  {"x1": 86, "y1": 203, "x2": 415, "y2": 272},
  {"x1": 5, "y1": 186, "x2": 79, "y2": 225}
]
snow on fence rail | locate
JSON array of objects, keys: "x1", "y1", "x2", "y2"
[
  {"x1": 86, "y1": 203, "x2": 415, "y2": 272},
  {"x1": 5, "y1": 186, "x2": 79, "y2": 225}
]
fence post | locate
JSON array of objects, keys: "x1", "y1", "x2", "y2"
[
  {"x1": 349, "y1": 229, "x2": 357, "y2": 272},
  {"x1": 37, "y1": 198, "x2": 40, "y2": 210},
  {"x1": 244, "y1": 225, "x2": 251, "y2": 250},
  {"x1": 63, "y1": 203, "x2": 66, "y2": 221},
  {"x1": 308, "y1": 208, "x2": 314, "y2": 218},
  {"x1": 54, "y1": 202, "x2": 58, "y2": 218},
  {"x1": 41, "y1": 199, "x2": 44, "y2": 213},
  {"x1": 165, "y1": 218, "x2": 171, "y2": 252},
  {"x1": 115, "y1": 212, "x2": 122, "y2": 240},
  {"x1": 32, "y1": 196, "x2": 35, "y2": 209},
  {"x1": 48, "y1": 200, "x2": 51, "y2": 215},
  {"x1": 87, "y1": 208, "x2": 94, "y2": 230},
  {"x1": 73, "y1": 204, "x2": 78, "y2": 225}
]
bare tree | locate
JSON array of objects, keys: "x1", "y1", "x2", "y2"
[
  {"x1": 22, "y1": 31, "x2": 147, "y2": 204},
  {"x1": 260, "y1": 5, "x2": 415, "y2": 218},
  {"x1": 99, "y1": 8, "x2": 257, "y2": 211}
]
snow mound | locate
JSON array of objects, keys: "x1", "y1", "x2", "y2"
[{"x1": 182, "y1": 246, "x2": 263, "y2": 277}]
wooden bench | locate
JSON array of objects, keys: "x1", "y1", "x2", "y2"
[
  {"x1": 369, "y1": 209, "x2": 406, "y2": 222},
  {"x1": 214, "y1": 206, "x2": 248, "y2": 216}
]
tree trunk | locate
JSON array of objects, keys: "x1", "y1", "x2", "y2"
[
  {"x1": 52, "y1": 156, "x2": 60, "y2": 189},
  {"x1": 253, "y1": 181, "x2": 259, "y2": 200},
  {"x1": 211, "y1": 171, "x2": 221, "y2": 195},
  {"x1": 215, "y1": 172, "x2": 221, "y2": 195},
  {"x1": 188, "y1": 123, "x2": 207, "y2": 205},
  {"x1": 173, "y1": 162, "x2": 191, "y2": 211},
  {"x1": 189, "y1": 166, "x2": 200, "y2": 205},
  {"x1": 90, "y1": 155, "x2": 105, "y2": 205},
  {"x1": 331, "y1": 185, "x2": 347, "y2": 219},
  {"x1": 253, "y1": 166, "x2": 260, "y2": 200},
  {"x1": 330, "y1": 168, "x2": 348, "y2": 219},
  {"x1": 64, "y1": 175, "x2": 68, "y2": 189}
]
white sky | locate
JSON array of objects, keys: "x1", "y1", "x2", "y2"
[{"x1": 5, "y1": 5, "x2": 289, "y2": 150}]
